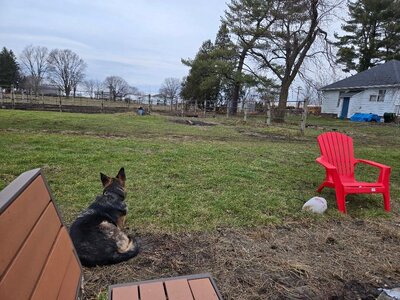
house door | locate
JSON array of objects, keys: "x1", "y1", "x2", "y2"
[{"x1": 340, "y1": 97, "x2": 350, "y2": 119}]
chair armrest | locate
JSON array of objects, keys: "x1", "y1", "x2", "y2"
[
  {"x1": 355, "y1": 159, "x2": 391, "y2": 170},
  {"x1": 356, "y1": 159, "x2": 391, "y2": 184},
  {"x1": 316, "y1": 157, "x2": 343, "y2": 186},
  {"x1": 316, "y1": 157, "x2": 337, "y2": 170}
]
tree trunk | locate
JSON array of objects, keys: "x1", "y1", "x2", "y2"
[
  {"x1": 274, "y1": 81, "x2": 290, "y2": 122},
  {"x1": 231, "y1": 49, "x2": 247, "y2": 115},
  {"x1": 65, "y1": 86, "x2": 71, "y2": 98}
]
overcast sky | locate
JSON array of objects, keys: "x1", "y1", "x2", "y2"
[{"x1": 0, "y1": 0, "x2": 228, "y2": 93}]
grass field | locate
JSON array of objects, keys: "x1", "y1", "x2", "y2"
[
  {"x1": 1, "y1": 109, "x2": 400, "y2": 299},
  {"x1": 1, "y1": 109, "x2": 399, "y2": 230}
]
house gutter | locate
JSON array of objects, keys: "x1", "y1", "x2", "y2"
[{"x1": 320, "y1": 83, "x2": 400, "y2": 91}]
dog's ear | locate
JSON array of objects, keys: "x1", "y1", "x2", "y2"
[
  {"x1": 116, "y1": 167, "x2": 126, "y2": 182},
  {"x1": 100, "y1": 172, "x2": 111, "y2": 187}
]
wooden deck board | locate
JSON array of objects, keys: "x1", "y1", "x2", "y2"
[
  {"x1": 109, "y1": 274, "x2": 222, "y2": 300},
  {"x1": 112, "y1": 285, "x2": 139, "y2": 300},
  {"x1": 139, "y1": 282, "x2": 166, "y2": 300},
  {"x1": 165, "y1": 279, "x2": 194, "y2": 300},
  {"x1": 188, "y1": 278, "x2": 219, "y2": 300}
]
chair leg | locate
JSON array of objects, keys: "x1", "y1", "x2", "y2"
[
  {"x1": 383, "y1": 190, "x2": 391, "y2": 212},
  {"x1": 317, "y1": 183, "x2": 325, "y2": 193},
  {"x1": 335, "y1": 189, "x2": 346, "y2": 213}
]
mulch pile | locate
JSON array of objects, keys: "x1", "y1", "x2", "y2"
[{"x1": 83, "y1": 219, "x2": 400, "y2": 299}]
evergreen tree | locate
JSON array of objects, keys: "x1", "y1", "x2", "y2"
[
  {"x1": 381, "y1": 0, "x2": 400, "y2": 61},
  {"x1": 335, "y1": 0, "x2": 400, "y2": 73},
  {"x1": 212, "y1": 23, "x2": 238, "y2": 109},
  {"x1": 0, "y1": 47, "x2": 20, "y2": 88},
  {"x1": 181, "y1": 24, "x2": 240, "y2": 111},
  {"x1": 181, "y1": 40, "x2": 220, "y2": 108},
  {"x1": 224, "y1": 0, "x2": 275, "y2": 115}
]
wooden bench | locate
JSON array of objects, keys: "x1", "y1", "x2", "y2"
[
  {"x1": 109, "y1": 274, "x2": 223, "y2": 300},
  {"x1": 0, "y1": 169, "x2": 223, "y2": 300},
  {"x1": 0, "y1": 168, "x2": 83, "y2": 300}
]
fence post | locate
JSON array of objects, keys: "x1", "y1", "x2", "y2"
[
  {"x1": 0, "y1": 86, "x2": 3, "y2": 107},
  {"x1": 300, "y1": 97, "x2": 309, "y2": 135},
  {"x1": 58, "y1": 89, "x2": 62, "y2": 112},
  {"x1": 148, "y1": 94, "x2": 151, "y2": 114},
  {"x1": 204, "y1": 99, "x2": 207, "y2": 117},
  {"x1": 243, "y1": 100, "x2": 248, "y2": 122},
  {"x1": 11, "y1": 85, "x2": 15, "y2": 109},
  {"x1": 265, "y1": 100, "x2": 271, "y2": 126}
]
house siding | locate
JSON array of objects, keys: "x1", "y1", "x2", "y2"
[
  {"x1": 347, "y1": 88, "x2": 399, "y2": 117},
  {"x1": 322, "y1": 88, "x2": 400, "y2": 118},
  {"x1": 321, "y1": 91, "x2": 340, "y2": 115}
]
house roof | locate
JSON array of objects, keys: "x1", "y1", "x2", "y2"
[{"x1": 321, "y1": 60, "x2": 400, "y2": 91}]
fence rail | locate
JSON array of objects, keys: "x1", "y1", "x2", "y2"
[{"x1": 0, "y1": 93, "x2": 174, "y2": 114}]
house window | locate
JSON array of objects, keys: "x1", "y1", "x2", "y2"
[
  {"x1": 369, "y1": 95, "x2": 377, "y2": 102},
  {"x1": 377, "y1": 89, "x2": 386, "y2": 102}
]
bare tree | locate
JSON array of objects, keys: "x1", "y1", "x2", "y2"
[
  {"x1": 159, "y1": 77, "x2": 181, "y2": 110},
  {"x1": 83, "y1": 79, "x2": 97, "y2": 99},
  {"x1": 93, "y1": 80, "x2": 104, "y2": 99},
  {"x1": 47, "y1": 49, "x2": 86, "y2": 98},
  {"x1": 248, "y1": 0, "x2": 342, "y2": 121},
  {"x1": 19, "y1": 45, "x2": 49, "y2": 95},
  {"x1": 104, "y1": 76, "x2": 136, "y2": 101}
]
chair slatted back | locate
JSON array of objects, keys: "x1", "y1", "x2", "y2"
[
  {"x1": 0, "y1": 169, "x2": 82, "y2": 300},
  {"x1": 317, "y1": 132, "x2": 356, "y2": 177}
]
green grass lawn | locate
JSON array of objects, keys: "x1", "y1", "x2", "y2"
[{"x1": 0, "y1": 109, "x2": 399, "y2": 231}]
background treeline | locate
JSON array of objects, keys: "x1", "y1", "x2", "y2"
[
  {"x1": 180, "y1": 0, "x2": 400, "y2": 120},
  {"x1": 1, "y1": 0, "x2": 400, "y2": 120}
]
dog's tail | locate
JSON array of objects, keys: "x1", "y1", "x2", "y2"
[{"x1": 109, "y1": 236, "x2": 140, "y2": 265}]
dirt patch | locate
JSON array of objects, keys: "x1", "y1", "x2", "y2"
[
  {"x1": 82, "y1": 219, "x2": 400, "y2": 299},
  {"x1": 172, "y1": 119, "x2": 218, "y2": 126},
  {"x1": 235, "y1": 128, "x2": 310, "y2": 143}
]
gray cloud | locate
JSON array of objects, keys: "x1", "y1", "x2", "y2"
[{"x1": 0, "y1": 0, "x2": 227, "y2": 92}]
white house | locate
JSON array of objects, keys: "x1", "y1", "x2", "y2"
[{"x1": 320, "y1": 60, "x2": 400, "y2": 118}]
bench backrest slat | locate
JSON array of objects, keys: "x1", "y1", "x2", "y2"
[
  {"x1": 0, "y1": 175, "x2": 51, "y2": 275},
  {"x1": 31, "y1": 228, "x2": 76, "y2": 300},
  {"x1": 0, "y1": 169, "x2": 82, "y2": 300}
]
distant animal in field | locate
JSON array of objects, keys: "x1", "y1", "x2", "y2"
[{"x1": 69, "y1": 168, "x2": 139, "y2": 267}]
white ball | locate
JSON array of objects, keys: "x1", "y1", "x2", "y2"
[{"x1": 302, "y1": 197, "x2": 328, "y2": 214}]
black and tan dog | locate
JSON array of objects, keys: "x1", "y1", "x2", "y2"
[{"x1": 69, "y1": 168, "x2": 139, "y2": 267}]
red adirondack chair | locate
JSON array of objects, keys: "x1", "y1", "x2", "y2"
[{"x1": 316, "y1": 132, "x2": 391, "y2": 213}]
